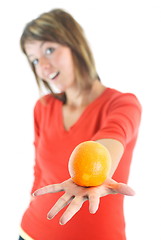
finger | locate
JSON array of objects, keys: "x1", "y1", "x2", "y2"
[
  {"x1": 47, "y1": 193, "x2": 73, "y2": 220},
  {"x1": 33, "y1": 183, "x2": 63, "y2": 197},
  {"x1": 59, "y1": 196, "x2": 85, "y2": 225},
  {"x1": 114, "y1": 183, "x2": 135, "y2": 196},
  {"x1": 88, "y1": 194, "x2": 100, "y2": 214},
  {"x1": 106, "y1": 180, "x2": 135, "y2": 196}
]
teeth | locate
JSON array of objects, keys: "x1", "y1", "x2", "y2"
[{"x1": 49, "y1": 72, "x2": 59, "y2": 79}]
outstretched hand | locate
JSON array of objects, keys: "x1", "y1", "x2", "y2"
[{"x1": 33, "y1": 178, "x2": 135, "y2": 225}]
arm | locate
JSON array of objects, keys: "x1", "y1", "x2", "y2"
[
  {"x1": 30, "y1": 100, "x2": 42, "y2": 200},
  {"x1": 96, "y1": 138, "x2": 124, "y2": 178}
]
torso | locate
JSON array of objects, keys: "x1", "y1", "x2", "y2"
[
  {"x1": 62, "y1": 105, "x2": 86, "y2": 130},
  {"x1": 20, "y1": 87, "x2": 141, "y2": 240},
  {"x1": 62, "y1": 80, "x2": 106, "y2": 130}
]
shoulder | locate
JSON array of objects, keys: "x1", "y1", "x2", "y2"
[
  {"x1": 34, "y1": 94, "x2": 57, "y2": 108},
  {"x1": 105, "y1": 87, "x2": 142, "y2": 110},
  {"x1": 33, "y1": 94, "x2": 61, "y2": 117}
]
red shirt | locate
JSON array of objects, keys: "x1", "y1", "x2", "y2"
[{"x1": 20, "y1": 88, "x2": 141, "y2": 240}]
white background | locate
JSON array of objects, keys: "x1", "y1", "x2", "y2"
[{"x1": 0, "y1": 0, "x2": 161, "y2": 239}]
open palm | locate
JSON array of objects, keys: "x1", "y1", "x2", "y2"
[{"x1": 33, "y1": 178, "x2": 135, "y2": 225}]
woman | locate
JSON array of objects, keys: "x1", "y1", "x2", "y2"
[{"x1": 19, "y1": 8, "x2": 141, "y2": 240}]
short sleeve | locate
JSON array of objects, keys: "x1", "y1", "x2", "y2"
[{"x1": 91, "y1": 93, "x2": 142, "y2": 147}]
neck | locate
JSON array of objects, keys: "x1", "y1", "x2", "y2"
[{"x1": 64, "y1": 79, "x2": 106, "y2": 108}]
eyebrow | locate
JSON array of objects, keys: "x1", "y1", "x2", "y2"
[{"x1": 27, "y1": 41, "x2": 46, "y2": 58}]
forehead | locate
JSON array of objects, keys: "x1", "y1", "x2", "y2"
[
  {"x1": 25, "y1": 41, "x2": 61, "y2": 56},
  {"x1": 24, "y1": 40, "x2": 44, "y2": 55}
]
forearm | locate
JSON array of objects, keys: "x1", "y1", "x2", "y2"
[{"x1": 95, "y1": 139, "x2": 124, "y2": 178}]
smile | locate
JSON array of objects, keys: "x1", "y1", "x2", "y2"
[{"x1": 49, "y1": 72, "x2": 60, "y2": 80}]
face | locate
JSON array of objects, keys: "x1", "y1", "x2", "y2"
[{"x1": 25, "y1": 41, "x2": 76, "y2": 92}]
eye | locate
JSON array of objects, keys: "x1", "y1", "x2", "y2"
[
  {"x1": 32, "y1": 59, "x2": 39, "y2": 65},
  {"x1": 45, "y1": 47, "x2": 55, "y2": 55}
]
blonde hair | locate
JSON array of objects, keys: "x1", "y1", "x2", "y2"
[{"x1": 20, "y1": 8, "x2": 98, "y2": 102}]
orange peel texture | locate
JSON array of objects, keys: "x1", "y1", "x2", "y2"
[{"x1": 68, "y1": 141, "x2": 111, "y2": 187}]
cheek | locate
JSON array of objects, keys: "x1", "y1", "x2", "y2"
[
  {"x1": 62, "y1": 56, "x2": 75, "y2": 76},
  {"x1": 34, "y1": 66, "x2": 42, "y2": 79},
  {"x1": 58, "y1": 48, "x2": 75, "y2": 73}
]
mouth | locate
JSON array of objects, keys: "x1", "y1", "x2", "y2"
[{"x1": 49, "y1": 72, "x2": 60, "y2": 81}]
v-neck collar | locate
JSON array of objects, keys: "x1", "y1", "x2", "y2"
[{"x1": 57, "y1": 88, "x2": 109, "y2": 134}]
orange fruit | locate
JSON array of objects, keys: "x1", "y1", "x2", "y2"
[{"x1": 68, "y1": 141, "x2": 111, "y2": 187}]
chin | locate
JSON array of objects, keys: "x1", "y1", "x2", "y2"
[{"x1": 49, "y1": 83, "x2": 63, "y2": 93}]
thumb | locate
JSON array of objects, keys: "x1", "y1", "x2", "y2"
[{"x1": 105, "y1": 179, "x2": 135, "y2": 196}]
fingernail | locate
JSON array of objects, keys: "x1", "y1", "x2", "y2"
[
  {"x1": 59, "y1": 221, "x2": 64, "y2": 225},
  {"x1": 47, "y1": 215, "x2": 52, "y2": 220},
  {"x1": 90, "y1": 211, "x2": 96, "y2": 214}
]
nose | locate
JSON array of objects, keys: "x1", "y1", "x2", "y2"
[{"x1": 39, "y1": 57, "x2": 51, "y2": 70}]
